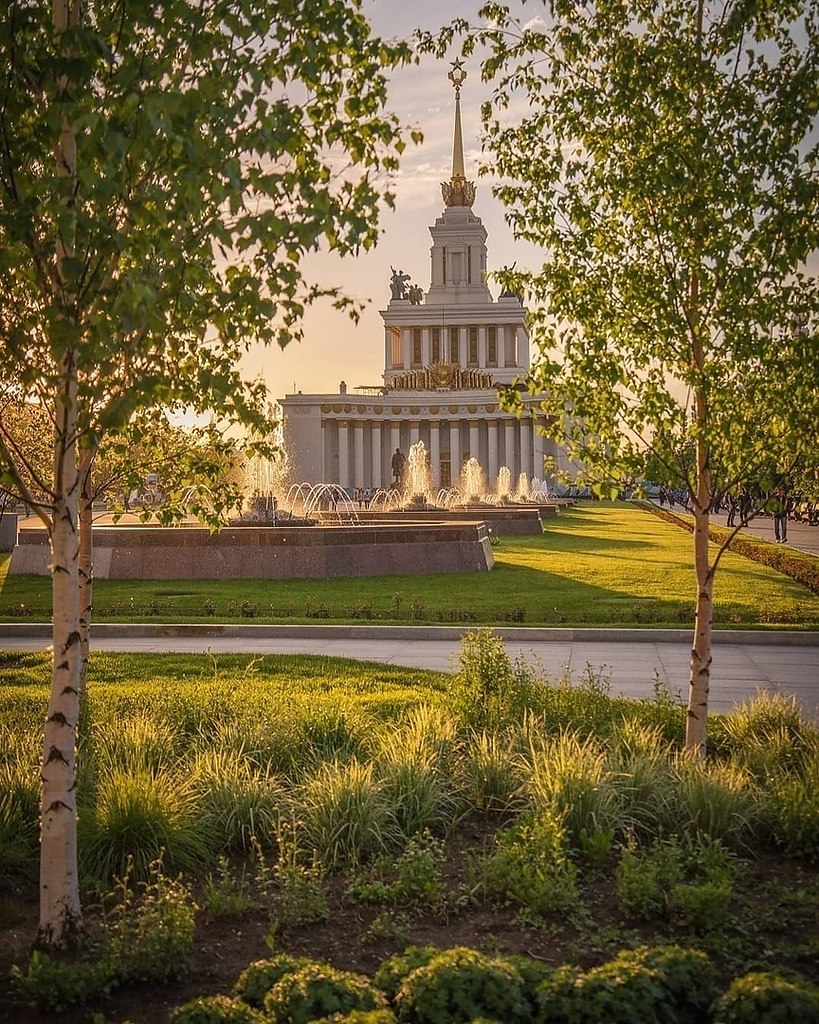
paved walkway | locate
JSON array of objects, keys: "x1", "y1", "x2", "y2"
[
  {"x1": 3, "y1": 625, "x2": 817, "y2": 720},
  {"x1": 655, "y1": 503, "x2": 819, "y2": 556}
]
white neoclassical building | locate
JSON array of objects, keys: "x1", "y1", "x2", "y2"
[{"x1": 279, "y1": 63, "x2": 562, "y2": 493}]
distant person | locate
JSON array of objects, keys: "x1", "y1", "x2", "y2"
[
  {"x1": 773, "y1": 485, "x2": 790, "y2": 543},
  {"x1": 726, "y1": 491, "x2": 737, "y2": 527},
  {"x1": 391, "y1": 447, "x2": 405, "y2": 486},
  {"x1": 739, "y1": 486, "x2": 753, "y2": 527}
]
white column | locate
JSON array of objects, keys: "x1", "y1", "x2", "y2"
[
  {"x1": 505, "y1": 419, "x2": 517, "y2": 478},
  {"x1": 371, "y1": 422, "x2": 382, "y2": 490},
  {"x1": 478, "y1": 326, "x2": 487, "y2": 368},
  {"x1": 422, "y1": 327, "x2": 431, "y2": 366},
  {"x1": 469, "y1": 420, "x2": 479, "y2": 464},
  {"x1": 430, "y1": 421, "x2": 440, "y2": 490},
  {"x1": 517, "y1": 325, "x2": 529, "y2": 370},
  {"x1": 338, "y1": 420, "x2": 349, "y2": 490},
  {"x1": 487, "y1": 420, "x2": 498, "y2": 488},
  {"x1": 449, "y1": 420, "x2": 461, "y2": 483},
  {"x1": 385, "y1": 328, "x2": 391, "y2": 369},
  {"x1": 354, "y1": 420, "x2": 364, "y2": 489},
  {"x1": 410, "y1": 420, "x2": 420, "y2": 446},
  {"x1": 402, "y1": 327, "x2": 411, "y2": 369},
  {"x1": 520, "y1": 416, "x2": 532, "y2": 481}
]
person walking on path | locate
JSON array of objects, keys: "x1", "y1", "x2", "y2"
[{"x1": 773, "y1": 485, "x2": 790, "y2": 543}]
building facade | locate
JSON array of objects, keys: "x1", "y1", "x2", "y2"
[{"x1": 279, "y1": 63, "x2": 561, "y2": 493}]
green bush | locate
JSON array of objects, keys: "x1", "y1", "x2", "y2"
[
  {"x1": 10, "y1": 950, "x2": 114, "y2": 1012},
  {"x1": 475, "y1": 812, "x2": 578, "y2": 916},
  {"x1": 347, "y1": 832, "x2": 446, "y2": 909},
  {"x1": 537, "y1": 945, "x2": 718, "y2": 1024},
  {"x1": 615, "y1": 835, "x2": 735, "y2": 932},
  {"x1": 452, "y1": 629, "x2": 545, "y2": 732},
  {"x1": 373, "y1": 946, "x2": 442, "y2": 1002},
  {"x1": 168, "y1": 994, "x2": 267, "y2": 1024},
  {"x1": 264, "y1": 963, "x2": 388, "y2": 1024},
  {"x1": 233, "y1": 953, "x2": 314, "y2": 1008},
  {"x1": 103, "y1": 861, "x2": 199, "y2": 984},
  {"x1": 714, "y1": 970, "x2": 819, "y2": 1023},
  {"x1": 393, "y1": 947, "x2": 528, "y2": 1024}
]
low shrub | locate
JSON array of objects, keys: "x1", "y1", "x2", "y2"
[
  {"x1": 233, "y1": 953, "x2": 314, "y2": 1008},
  {"x1": 346, "y1": 832, "x2": 446, "y2": 910},
  {"x1": 537, "y1": 945, "x2": 718, "y2": 1024},
  {"x1": 10, "y1": 951, "x2": 113, "y2": 1012},
  {"x1": 373, "y1": 946, "x2": 441, "y2": 1002},
  {"x1": 474, "y1": 811, "x2": 579, "y2": 917},
  {"x1": 714, "y1": 970, "x2": 819, "y2": 1023},
  {"x1": 264, "y1": 963, "x2": 387, "y2": 1024},
  {"x1": 393, "y1": 947, "x2": 529, "y2": 1024},
  {"x1": 103, "y1": 861, "x2": 199, "y2": 984},
  {"x1": 168, "y1": 994, "x2": 267, "y2": 1024}
]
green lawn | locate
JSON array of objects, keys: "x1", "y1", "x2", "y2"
[{"x1": 1, "y1": 503, "x2": 817, "y2": 628}]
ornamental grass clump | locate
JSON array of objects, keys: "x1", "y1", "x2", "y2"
[
  {"x1": 0, "y1": 756, "x2": 39, "y2": 880},
  {"x1": 671, "y1": 756, "x2": 760, "y2": 849},
  {"x1": 393, "y1": 947, "x2": 529, "y2": 1024},
  {"x1": 523, "y1": 730, "x2": 625, "y2": 845},
  {"x1": 193, "y1": 748, "x2": 283, "y2": 853},
  {"x1": 263, "y1": 963, "x2": 388, "y2": 1024},
  {"x1": 376, "y1": 734, "x2": 458, "y2": 838},
  {"x1": 300, "y1": 758, "x2": 398, "y2": 869},
  {"x1": 80, "y1": 763, "x2": 218, "y2": 881},
  {"x1": 458, "y1": 730, "x2": 523, "y2": 814},
  {"x1": 720, "y1": 692, "x2": 817, "y2": 781}
]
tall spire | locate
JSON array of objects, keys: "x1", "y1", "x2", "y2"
[{"x1": 441, "y1": 60, "x2": 476, "y2": 208}]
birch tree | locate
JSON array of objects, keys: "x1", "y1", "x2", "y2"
[
  {"x1": 0, "y1": 0, "x2": 415, "y2": 947},
  {"x1": 427, "y1": 0, "x2": 819, "y2": 755}
]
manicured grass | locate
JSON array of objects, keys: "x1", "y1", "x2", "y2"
[{"x1": 1, "y1": 503, "x2": 817, "y2": 628}]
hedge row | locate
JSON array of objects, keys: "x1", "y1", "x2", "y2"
[{"x1": 168, "y1": 944, "x2": 819, "y2": 1024}]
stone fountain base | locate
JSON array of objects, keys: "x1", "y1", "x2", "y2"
[
  {"x1": 10, "y1": 521, "x2": 494, "y2": 580},
  {"x1": 347, "y1": 505, "x2": 555, "y2": 535}
]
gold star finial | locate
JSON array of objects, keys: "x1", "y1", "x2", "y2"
[{"x1": 448, "y1": 58, "x2": 467, "y2": 90}]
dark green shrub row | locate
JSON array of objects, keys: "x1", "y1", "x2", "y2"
[{"x1": 166, "y1": 944, "x2": 819, "y2": 1024}]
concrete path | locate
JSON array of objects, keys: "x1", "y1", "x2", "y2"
[
  {"x1": 2, "y1": 626, "x2": 817, "y2": 720},
  {"x1": 654, "y1": 503, "x2": 819, "y2": 556}
]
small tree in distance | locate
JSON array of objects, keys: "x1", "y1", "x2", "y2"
[
  {"x1": 0, "y1": 0, "x2": 417, "y2": 948},
  {"x1": 422, "y1": 0, "x2": 819, "y2": 754}
]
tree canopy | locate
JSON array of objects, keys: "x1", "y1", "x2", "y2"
[{"x1": 422, "y1": 0, "x2": 819, "y2": 752}]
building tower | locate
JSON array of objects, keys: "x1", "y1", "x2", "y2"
[{"x1": 279, "y1": 64, "x2": 558, "y2": 492}]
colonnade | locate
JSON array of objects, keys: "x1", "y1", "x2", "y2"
[
  {"x1": 384, "y1": 322, "x2": 529, "y2": 376},
  {"x1": 326, "y1": 411, "x2": 552, "y2": 492}
]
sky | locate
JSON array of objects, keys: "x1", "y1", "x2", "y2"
[{"x1": 241, "y1": 0, "x2": 540, "y2": 399}]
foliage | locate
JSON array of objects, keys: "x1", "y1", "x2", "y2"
[
  {"x1": 168, "y1": 995, "x2": 267, "y2": 1024},
  {"x1": 615, "y1": 834, "x2": 736, "y2": 933},
  {"x1": 346, "y1": 831, "x2": 447, "y2": 909},
  {"x1": 393, "y1": 947, "x2": 528, "y2": 1024},
  {"x1": 373, "y1": 947, "x2": 442, "y2": 1003},
  {"x1": 474, "y1": 812, "x2": 579, "y2": 918},
  {"x1": 452, "y1": 629, "x2": 546, "y2": 731},
  {"x1": 300, "y1": 758, "x2": 399, "y2": 869},
  {"x1": 312, "y1": 1012, "x2": 397, "y2": 1024},
  {"x1": 233, "y1": 954, "x2": 315, "y2": 1009},
  {"x1": 423, "y1": 0, "x2": 819, "y2": 755},
  {"x1": 263, "y1": 964, "x2": 388, "y2": 1024},
  {"x1": 10, "y1": 950, "x2": 114, "y2": 1011},
  {"x1": 713, "y1": 971, "x2": 819, "y2": 1024},
  {"x1": 537, "y1": 945, "x2": 718, "y2": 1024},
  {"x1": 102, "y1": 859, "x2": 199, "y2": 984}
]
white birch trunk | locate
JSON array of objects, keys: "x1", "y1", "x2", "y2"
[{"x1": 38, "y1": 0, "x2": 83, "y2": 948}]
